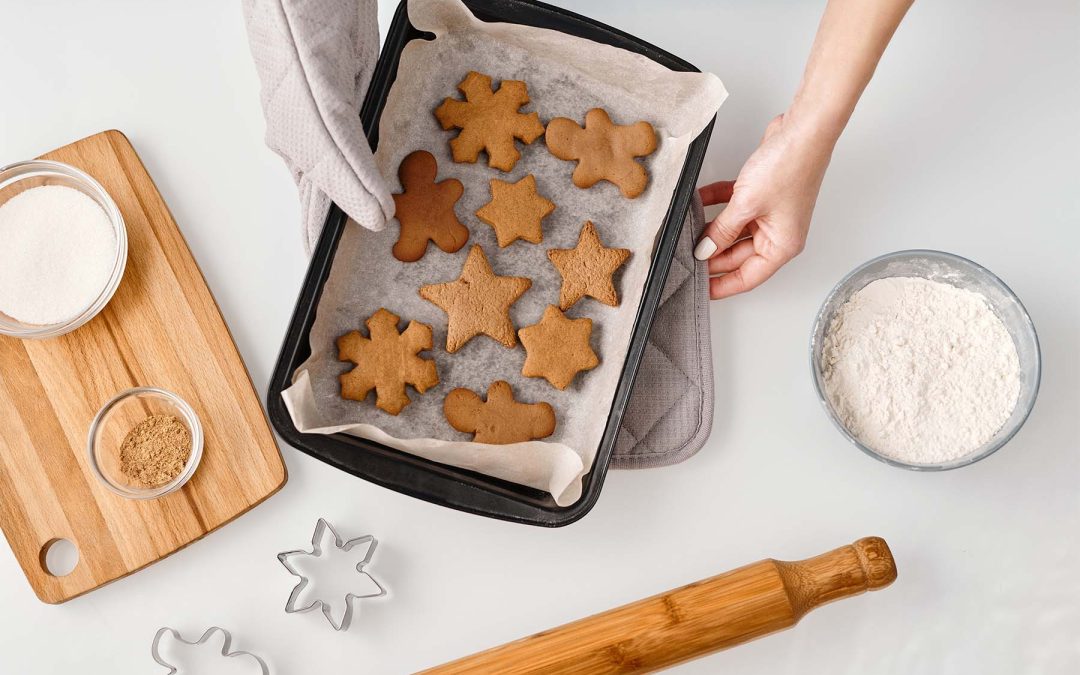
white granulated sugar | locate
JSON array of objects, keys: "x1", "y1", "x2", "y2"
[
  {"x1": 0, "y1": 185, "x2": 116, "y2": 325},
  {"x1": 822, "y1": 276, "x2": 1020, "y2": 464}
]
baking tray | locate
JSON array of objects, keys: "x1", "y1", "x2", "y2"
[{"x1": 267, "y1": 0, "x2": 715, "y2": 527}]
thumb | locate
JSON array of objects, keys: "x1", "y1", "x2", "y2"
[{"x1": 694, "y1": 199, "x2": 755, "y2": 260}]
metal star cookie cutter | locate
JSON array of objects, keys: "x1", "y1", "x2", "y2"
[
  {"x1": 151, "y1": 626, "x2": 269, "y2": 674},
  {"x1": 278, "y1": 518, "x2": 387, "y2": 631}
]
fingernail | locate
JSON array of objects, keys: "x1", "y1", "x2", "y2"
[{"x1": 694, "y1": 237, "x2": 717, "y2": 260}]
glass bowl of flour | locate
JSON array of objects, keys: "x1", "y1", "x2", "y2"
[
  {"x1": 810, "y1": 250, "x2": 1040, "y2": 470},
  {"x1": 0, "y1": 160, "x2": 127, "y2": 339}
]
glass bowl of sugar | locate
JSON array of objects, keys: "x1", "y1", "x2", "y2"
[
  {"x1": 810, "y1": 250, "x2": 1041, "y2": 470},
  {"x1": 0, "y1": 159, "x2": 127, "y2": 339}
]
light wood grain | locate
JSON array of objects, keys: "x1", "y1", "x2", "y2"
[
  {"x1": 424, "y1": 537, "x2": 896, "y2": 674},
  {"x1": 0, "y1": 130, "x2": 287, "y2": 603}
]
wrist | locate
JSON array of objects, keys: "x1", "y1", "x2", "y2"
[{"x1": 785, "y1": 90, "x2": 850, "y2": 149}]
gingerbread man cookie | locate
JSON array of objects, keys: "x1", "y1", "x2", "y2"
[
  {"x1": 419, "y1": 244, "x2": 532, "y2": 353},
  {"x1": 434, "y1": 71, "x2": 545, "y2": 172},
  {"x1": 443, "y1": 380, "x2": 556, "y2": 445},
  {"x1": 392, "y1": 150, "x2": 469, "y2": 262},
  {"x1": 519, "y1": 305, "x2": 599, "y2": 390},
  {"x1": 548, "y1": 221, "x2": 631, "y2": 309},
  {"x1": 475, "y1": 174, "x2": 555, "y2": 247},
  {"x1": 544, "y1": 108, "x2": 657, "y2": 198},
  {"x1": 337, "y1": 308, "x2": 439, "y2": 415}
]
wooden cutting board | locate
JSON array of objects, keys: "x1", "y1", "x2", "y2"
[{"x1": 0, "y1": 130, "x2": 287, "y2": 603}]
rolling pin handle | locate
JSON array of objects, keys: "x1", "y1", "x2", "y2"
[
  {"x1": 853, "y1": 536, "x2": 898, "y2": 590},
  {"x1": 776, "y1": 536, "x2": 898, "y2": 620}
]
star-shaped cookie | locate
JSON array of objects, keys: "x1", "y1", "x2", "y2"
[
  {"x1": 476, "y1": 174, "x2": 555, "y2": 247},
  {"x1": 545, "y1": 108, "x2": 657, "y2": 198},
  {"x1": 419, "y1": 245, "x2": 532, "y2": 353},
  {"x1": 391, "y1": 150, "x2": 469, "y2": 262},
  {"x1": 548, "y1": 221, "x2": 631, "y2": 310},
  {"x1": 519, "y1": 305, "x2": 599, "y2": 390}
]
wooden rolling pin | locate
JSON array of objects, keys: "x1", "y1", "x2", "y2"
[{"x1": 425, "y1": 537, "x2": 896, "y2": 674}]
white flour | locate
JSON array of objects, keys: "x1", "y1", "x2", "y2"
[
  {"x1": 0, "y1": 185, "x2": 115, "y2": 325},
  {"x1": 822, "y1": 276, "x2": 1020, "y2": 464}
]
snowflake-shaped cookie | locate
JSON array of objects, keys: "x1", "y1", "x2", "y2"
[
  {"x1": 337, "y1": 308, "x2": 439, "y2": 415},
  {"x1": 434, "y1": 71, "x2": 545, "y2": 172}
]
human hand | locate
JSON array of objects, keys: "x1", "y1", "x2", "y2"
[{"x1": 694, "y1": 113, "x2": 836, "y2": 299}]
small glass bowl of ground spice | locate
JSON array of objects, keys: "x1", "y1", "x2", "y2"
[
  {"x1": 0, "y1": 160, "x2": 127, "y2": 339},
  {"x1": 87, "y1": 387, "x2": 203, "y2": 499}
]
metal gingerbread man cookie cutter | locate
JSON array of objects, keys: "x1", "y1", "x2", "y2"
[
  {"x1": 151, "y1": 626, "x2": 269, "y2": 674},
  {"x1": 278, "y1": 517, "x2": 387, "y2": 631}
]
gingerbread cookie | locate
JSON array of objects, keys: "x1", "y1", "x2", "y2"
[
  {"x1": 434, "y1": 71, "x2": 545, "y2": 172},
  {"x1": 392, "y1": 150, "x2": 469, "y2": 262},
  {"x1": 475, "y1": 174, "x2": 555, "y2": 247},
  {"x1": 519, "y1": 305, "x2": 599, "y2": 390},
  {"x1": 443, "y1": 380, "x2": 556, "y2": 445},
  {"x1": 419, "y1": 244, "x2": 532, "y2": 352},
  {"x1": 337, "y1": 308, "x2": 439, "y2": 415},
  {"x1": 544, "y1": 108, "x2": 657, "y2": 198},
  {"x1": 548, "y1": 221, "x2": 631, "y2": 310}
]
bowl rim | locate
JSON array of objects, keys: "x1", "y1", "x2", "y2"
[
  {"x1": 809, "y1": 248, "x2": 1042, "y2": 471},
  {"x1": 0, "y1": 159, "x2": 128, "y2": 339},
  {"x1": 86, "y1": 386, "x2": 204, "y2": 499}
]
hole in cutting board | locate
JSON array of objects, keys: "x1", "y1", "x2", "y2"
[{"x1": 40, "y1": 538, "x2": 79, "y2": 577}]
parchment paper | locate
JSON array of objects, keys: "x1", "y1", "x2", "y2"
[{"x1": 282, "y1": 0, "x2": 726, "y2": 505}]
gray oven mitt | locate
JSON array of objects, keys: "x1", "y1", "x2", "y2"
[
  {"x1": 612, "y1": 194, "x2": 714, "y2": 468},
  {"x1": 243, "y1": 0, "x2": 714, "y2": 467},
  {"x1": 242, "y1": 0, "x2": 394, "y2": 255}
]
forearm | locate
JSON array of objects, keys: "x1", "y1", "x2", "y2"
[
  {"x1": 694, "y1": 0, "x2": 914, "y2": 291},
  {"x1": 789, "y1": 0, "x2": 914, "y2": 144}
]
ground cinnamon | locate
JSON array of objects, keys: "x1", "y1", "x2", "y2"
[{"x1": 119, "y1": 414, "x2": 191, "y2": 488}]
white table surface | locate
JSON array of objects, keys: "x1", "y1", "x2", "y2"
[{"x1": 2, "y1": 1, "x2": 1078, "y2": 672}]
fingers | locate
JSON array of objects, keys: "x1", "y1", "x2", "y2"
[
  {"x1": 734, "y1": 223, "x2": 756, "y2": 242},
  {"x1": 697, "y1": 181, "x2": 735, "y2": 207},
  {"x1": 694, "y1": 200, "x2": 756, "y2": 260},
  {"x1": 709, "y1": 255, "x2": 780, "y2": 299},
  {"x1": 707, "y1": 238, "x2": 755, "y2": 275}
]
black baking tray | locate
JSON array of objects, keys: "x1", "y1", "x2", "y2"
[{"x1": 267, "y1": 0, "x2": 716, "y2": 527}]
